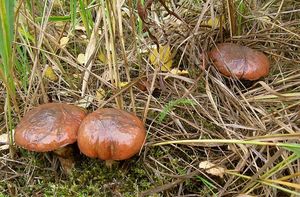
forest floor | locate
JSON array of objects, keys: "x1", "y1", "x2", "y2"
[{"x1": 1, "y1": 0, "x2": 300, "y2": 196}]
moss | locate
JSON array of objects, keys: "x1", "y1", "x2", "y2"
[{"x1": 35, "y1": 157, "x2": 156, "y2": 196}]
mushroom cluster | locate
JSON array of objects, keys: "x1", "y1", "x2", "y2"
[
  {"x1": 14, "y1": 103, "x2": 146, "y2": 171},
  {"x1": 208, "y1": 43, "x2": 270, "y2": 80}
]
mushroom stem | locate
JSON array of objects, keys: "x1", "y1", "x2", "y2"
[
  {"x1": 53, "y1": 145, "x2": 75, "y2": 175},
  {"x1": 105, "y1": 160, "x2": 115, "y2": 169}
]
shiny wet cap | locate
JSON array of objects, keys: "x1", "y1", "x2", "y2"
[
  {"x1": 77, "y1": 108, "x2": 146, "y2": 160},
  {"x1": 209, "y1": 43, "x2": 270, "y2": 80},
  {"x1": 14, "y1": 103, "x2": 86, "y2": 152}
]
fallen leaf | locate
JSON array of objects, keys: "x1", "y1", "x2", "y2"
[
  {"x1": 202, "y1": 15, "x2": 224, "y2": 29},
  {"x1": 98, "y1": 51, "x2": 107, "y2": 64},
  {"x1": 0, "y1": 133, "x2": 9, "y2": 144},
  {"x1": 164, "y1": 68, "x2": 188, "y2": 80},
  {"x1": 77, "y1": 53, "x2": 85, "y2": 64},
  {"x1": 170, "y1": 68, "x2": 188, "y2": 75},
  {"x1": 199, "y1": 161, "x2": 226, "y2": 178},
  {"x1": 136, "y1": 78, "x2": 149, "y2": 91},
  {"x1": 44, "y1": 65, "x2": 58, "y2": 82},
  {"x1": 119, "y1": 82, "x2": 129, "y2": 88},
  {"x1": 59, "y1": 37, "x2": 69, "y2": 48},
  {"x1": 149, "y1": 45, "x2": 173, "y2": 71},
  {"x1": 0, "y1": 133, "x2": 10, "y2": 151}
]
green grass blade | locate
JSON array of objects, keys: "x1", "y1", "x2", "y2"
[
  {"x1": 0, "y1": 0, "x2": 14, "y2": 66},
  {"x1": 36, "y1": 15, "x2": 71, "y2": 22},
  {"x1": 70, "y1": 0, "x2": 77, "y2": 31},
  {"x1": 0, "y1": 0, "x2": 16, "y2": 147},
  {"x1": 196, "y1": 176, "x2": 217, "y2": 196},
  {"x1": 237, "y1": 0, "x2": 245, "y2": 35},
  {"x1": 78, "y1": 0, "x2": 92, "y2": 37}
]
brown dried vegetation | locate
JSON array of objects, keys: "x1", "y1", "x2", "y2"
[{"x1": 0, "y1": 0, "x2": 300, "y2": 196}]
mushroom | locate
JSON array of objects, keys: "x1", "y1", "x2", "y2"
[
  {"x1": 14, "y1": 103, "x2": 86, "y2": 174},
  {"x1": 77, "y1": 108, "x2": 146, "y2": 167},
  {"x1": 208, "y1": 43, "x2": 270, "y2": 80}
]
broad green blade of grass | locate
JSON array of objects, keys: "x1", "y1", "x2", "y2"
[
  {"x1": 70, "y1": 0, "x2": 77, "y2": 31},
  {"x1": 78, "y1": 0, "x2": 92, "y2": 37},
  {"x1": 0, "y1": 0, "x2": 14, "y2": 67},
  {"x1": 237, "y1": 0, "x2": 245, "y2": 35},
  {"x1": 0, "y1": 0, "x2": 18, "y2": 147}
]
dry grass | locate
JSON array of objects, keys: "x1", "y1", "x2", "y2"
[{"x1": 1, "y1": 0, "x2": 300, "y2": 196}]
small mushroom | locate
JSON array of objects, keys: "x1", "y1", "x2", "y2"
[
  {"x1": 77, "y1": 108, "x2": 146, "y2": 167},
  {"x1": 14, "y1": 103, "x2": 86, "y2": 174},
  {"x1": 209, "y1": 43, "x2": 270, "y2": 80}
]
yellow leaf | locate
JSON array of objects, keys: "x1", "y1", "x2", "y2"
[
  {"x1": 98, "y1": 51, "x2": 107, "y2": 64},
  {"x1": 199, "y1": 161, "x2": 226, "y2": 178},
  {"x1": 202, "y1": 15, "x2": 224, "y2": 29},
  {"x1": 60, "y1": 37, "x2": 69, "y2": 48},
  {"x1": 96, "y1": 88, "x2": 106, "y2": 103},
  {"x1": 164, "y1": 68, "x2": 189, "y2": 79},
  {"x1": 149, "y1": 45, "x2": 173, "y2": 71},
  {"x1": 170, "y1": 68, "x2": 188, "y2": 75},
  {"x1": 77, "y1": 53, "x2": 85, "y2": 64},
  {"x1": 44, "y1": 66, "x2": 58, "y2": 82},
  {"x1": 119, "y1": 82, "x2": 129, "y2": 88}
]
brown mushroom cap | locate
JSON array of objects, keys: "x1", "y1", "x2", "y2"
[
  {"x1": 14, "y1": 103, "x2": 86, "y2": 152},
  {"x1": 77, "y1": 108, "x2": 146, "y2": 161},
  {"x1": 209, "y1": 43, "x2": 270, "y2": 80}
]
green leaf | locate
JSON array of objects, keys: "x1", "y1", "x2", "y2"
[
  {"x1": 283, "y1": 145, "x2": 300, "y2": 157},
  {"x1": 78, "y1": 0, "x2": 92, "y2": 37},
  {"x1": 36, "y1": 15, "x2": 71, "y2": 22},
  {"x1": 70, "y1": 0, "x2": 77, "y2": 31}
]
